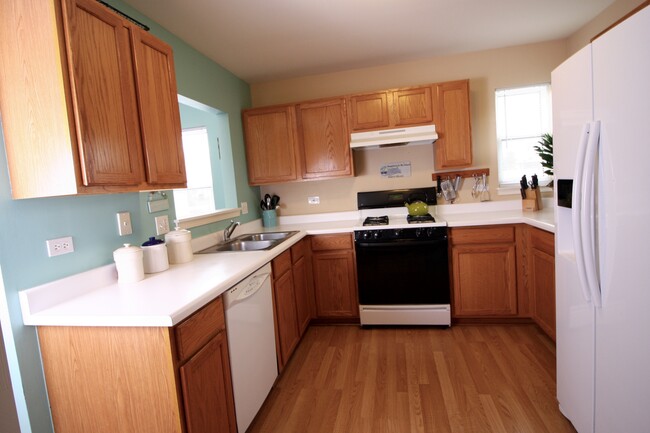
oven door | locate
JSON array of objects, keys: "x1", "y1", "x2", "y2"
[{"x1": 355, "y1": 238, "x2": 450, "y2": 305}]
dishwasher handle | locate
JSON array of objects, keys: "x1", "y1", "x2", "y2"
[{"x1": 226, "y1": 271, "x2": 271, "y2": 307}]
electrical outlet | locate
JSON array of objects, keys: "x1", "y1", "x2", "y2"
[
  {"x1": 46, "y1": 236, "x2": 74, "y2": 257},
  {"x1": 116, "y1": 212, "x2": 133, "y2": 236},
  {"x1": 240, "y1": 201, "x2": 248, "y2": 214},
  {"x1": 155, "y1": 215, "x2": 170, "y2": 235},
  {"x1": 308, "y1": 196, "x2": 320, "y2": 205}
]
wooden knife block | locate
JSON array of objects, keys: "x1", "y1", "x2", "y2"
[{"x1": 522, "y1": 189, "x2": 543, "y2": 211}]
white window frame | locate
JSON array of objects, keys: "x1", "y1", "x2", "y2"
[{"x1": 495, "y1": 84, "x2": 552, "y2": 194}]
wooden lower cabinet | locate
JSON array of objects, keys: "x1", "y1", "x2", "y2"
[
  {"x1": 450, "y1": 225, "x2": 518, "y2": 317},
  {"x1": 271, "y1": 240, "x2": 313, "y2": 371},
  {"x1": 310, "y1": 234, "x2": 359, "y2": 319},
  {"x1": 292, "y1": 240, "x2": 313, "y2": 335},
  {"x1": 272, "y1": 250, "x2": 301, "y2": 370},
  {"x1": 529, "y1": 227, "x2": 556, "y2": 340},
  {"x1": 37, "y1": 296, "x2": 236, "y2": 433}
]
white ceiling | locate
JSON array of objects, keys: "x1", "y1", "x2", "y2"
[{"x1": 124, "y1": 0, "x2": 616, "y2": 83}]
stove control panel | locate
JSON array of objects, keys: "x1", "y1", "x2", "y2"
[{"x1": 354, "y1": 226, "x2": 447, "y2": 243}]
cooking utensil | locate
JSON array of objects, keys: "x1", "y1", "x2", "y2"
[
  {"x1": 531, "y1": 174, "x2": 539, "y2": 189},
  {"x1": 260, "y1": 200, "x2": 267, "y2": 210},
  {"x1": 436, "y1": 176, "x2": 443, "y2": 198},
  {"x1": 264, "y1": 194, "x2": 272, "y2": 209},
  {"x1": 480, "y1": 173, "x2": 491, "y2": 202},
  {"x1": 441, "y1": 180, "x2": 456, "y2": 203},
  {"x1": 271, "y1": 194, "x2": 280, "y2": 208},
  {"x1": 453, "y1": 175, "x2": 462, "y2": 193}
]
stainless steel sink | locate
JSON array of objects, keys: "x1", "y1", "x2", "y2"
[
  {"x1": 198, "y1": 231, "x2": 299, "y2": 253},
  {"x1": 236, "y1": 231, "x2": 295, "y2": 242}
]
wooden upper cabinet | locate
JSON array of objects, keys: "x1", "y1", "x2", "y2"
[
  {"x1": 348, "y1": 92, "x2": 390, "y2": 131},
  {"x1": 64, "y1": 0, "x2": 144, "y2": 186},
  {"x1": 392, "y1": 87, "x2": 433, "y2": 127},
  {"x1": 347, "y1": 86, "x2": 433, "y2": 132},
  {"x1": 0, "y1": 0, "x2": 186, "y2": 198},
  {"x1": 243, "y1": 98, "x2": 353, "y2": 185},
  {"x1": 296, "y1": 98, "x2": 353, "y2": 180},
  {"x1": 433, "y1": 80, "x2": 473, "y2": 170},
  {"x1": 242, "y1": 105, "x2": 300, "y2": 185},
  {"x1": 131, "y1": 29, "x2": 186, "y2": 185}
]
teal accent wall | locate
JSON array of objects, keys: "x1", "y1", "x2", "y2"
[{"x1": 0, "y1": 1, "x2": 258, "y2": 431}]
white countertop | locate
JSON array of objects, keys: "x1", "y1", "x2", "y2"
[{"x1": 20, "y1": 200, "x2": 554, "y2": 328}]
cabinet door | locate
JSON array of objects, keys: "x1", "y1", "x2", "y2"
[
  {"x1": 243, "y1": 105, "x2": 300, "y2": 185},
  {"x1": 179, "y1": 331, "x2": 237, "y2": 433},
  {"x1": 296, "y1": 98, "x2": 353, "y2": 180},
  {"x1": 392, "y1": 87, "x2": 433, "y2": 127},
  {"x1": 433, "y1": 80, "x2": 472, "y2": 169},
  {"x1": 348, "y1": 91, "x2": 390, "y2": 131},
  {"x1": 273, "y1": 269, "x2": 300, "y2": 368},
  {"x1": 452, "y1": 244, "x2": 518, "y2": 316},
  {"x1": 293, "y1": 255, "x2": 311, "y2": 335},
  {"x1": 312, "y1": 250, "x2": 358, "y2": 318},
  {"x1": 530, "y1": 228, "x2": 556, "y2": 340},
  {"x1": 63, "y1": 0, "x2": 144, "y2": 186},
  {"x1": 132, "y1": 30, "x2": 186, "y2": 186}
]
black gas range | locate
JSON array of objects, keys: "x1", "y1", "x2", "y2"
[{"x1": 354, "y1": 188, "x2": 450, "y2": 326}]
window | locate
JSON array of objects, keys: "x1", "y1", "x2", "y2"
[
  {"x1": 170, "y1": 95, "x2": 240, "y2": 228},
  {"x1": 496, "y1": 84, "x2": 552, "y2": 187},
  {"x1": 173, "y1": 127, "x2": 215, "y2": 219}
]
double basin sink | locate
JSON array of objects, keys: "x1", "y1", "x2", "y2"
[{"x1": 198, "y1": 231, "x2": 299, "y2": 253}]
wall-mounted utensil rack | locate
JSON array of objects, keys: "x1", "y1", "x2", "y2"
[{"x1": 431, "y1": 168, "x2": 490, "y2": 180}]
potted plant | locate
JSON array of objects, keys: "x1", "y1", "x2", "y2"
[{"x1": 534, "y1": 133, "x2": 553, "y2": 187}]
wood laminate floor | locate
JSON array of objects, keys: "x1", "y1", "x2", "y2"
[{"x1": 248, "y1": 324, "x2": 576, "y2": 433}]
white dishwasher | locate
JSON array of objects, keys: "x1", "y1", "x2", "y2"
[{"x1": 223, "y1": 263, "x2": 278, "y2": 433}]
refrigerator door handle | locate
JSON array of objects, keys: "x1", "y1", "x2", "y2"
[
  {"x1": 581, "y1": 120, "x2": 602, "y2": 307},
  {"x1": 572, "y1": 122, "x2": 593, "y2": 303}
]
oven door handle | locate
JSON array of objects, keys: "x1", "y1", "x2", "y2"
[{"x1": 355, "y1": 239, "x2": 447, "y2": 248}]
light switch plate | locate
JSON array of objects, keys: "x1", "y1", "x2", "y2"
[
  {"x1": 155, "y1": 215, "x2": 170, "y2": 235},
  {"x1": 117, "y1": 212, "x2": 133, "y2": 236}
]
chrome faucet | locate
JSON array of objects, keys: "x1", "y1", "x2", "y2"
[{"x1": 223, "y1": 220, "x2": 240, "y2": 242}]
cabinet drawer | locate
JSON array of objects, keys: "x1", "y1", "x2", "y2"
[
  {"x1": 530, "y1": 228, "x2": 554, "y2": 256},
  {"x1": 311, "y1": 234, "x2": 353, "y2": 251},
  {"x1": 175, "y1": 297, "x2": 224, "y2": 362},
  {"x1": 272, "y1": 250, "x2": 292, "y2": 278},
  {"x1": 451, "y1": 225, "x2": 515, "y2": 246},
  {"x1": 291, "y1": 239, "x2": 305, "y2": 263}
]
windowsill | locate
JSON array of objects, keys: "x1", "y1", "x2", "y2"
[
  {"x1": 497, "y1": 185, "x2": 553, "y2": 196},
  {"x1": 176, "y1": 208, "x2": 241, "y2": 229}
]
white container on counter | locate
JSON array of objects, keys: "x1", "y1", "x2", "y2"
[
  {"x1": 113, "y1": 244, "x2": 144, "y2": 284},
  {"x1": 141, "y1": 237, "x2": 169, "y2": 273},
  {"x1": 165, "y1": 225, "x2": 193, "y2": 264}
]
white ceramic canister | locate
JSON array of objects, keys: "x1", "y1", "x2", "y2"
[
  {"x1": 141, "y1": 237, "x2": 169, "y2": 273},
  {"x1": 113, "y1": 243, "x2": 145, "y2": 284},
  {"x1": 165, "y1": 225, "x2": 193, "y2": 264}
]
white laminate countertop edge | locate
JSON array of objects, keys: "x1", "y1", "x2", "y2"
[{"x1": 20, "y1": 200, "x2": 554, "y2": 328}]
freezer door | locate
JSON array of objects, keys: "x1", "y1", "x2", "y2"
[
  {"x1": 591, "y1": 6, "x2": 650, "y2": 433},
  {"x1": 551, "y1": 44, "x2": 596, "y2": 433}
]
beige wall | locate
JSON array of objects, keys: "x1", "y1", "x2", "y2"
[
  {"x1": 251, "y1": 0, "x2": 645, "y2": 216},
  {"x1": 566, "y1": 0, "x2": 646, "y2": 55}
]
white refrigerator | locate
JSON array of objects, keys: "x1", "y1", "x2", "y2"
[{"x1": 552, "y1": 5, "x2": 650, "y2": 433}]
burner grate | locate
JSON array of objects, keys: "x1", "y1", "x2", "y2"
[
  {"x1": 407, "y1": 214, "x2": 435, "y2": 224},
  {"x1": 363, "y1": 215, "x2": 389, "y2": 226}
]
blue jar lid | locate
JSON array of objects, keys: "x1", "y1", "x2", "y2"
[{"x1": 142, "y1": 236, "x2": 164, "y2": 246}]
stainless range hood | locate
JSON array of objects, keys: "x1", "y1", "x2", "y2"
[{"x1": 350, "y1": 124, "x2": 438, "y2": 149}]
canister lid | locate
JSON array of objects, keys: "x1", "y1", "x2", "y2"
[
  {"x1": 142, "y1": 236, "x2": 164, "y2": 247},
  {"x1": 113, "y1": 243, "x2": 142, "y2": 258},
  {"x1": 165, "y1": 227, "x2": 191, "y2": 243}
]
